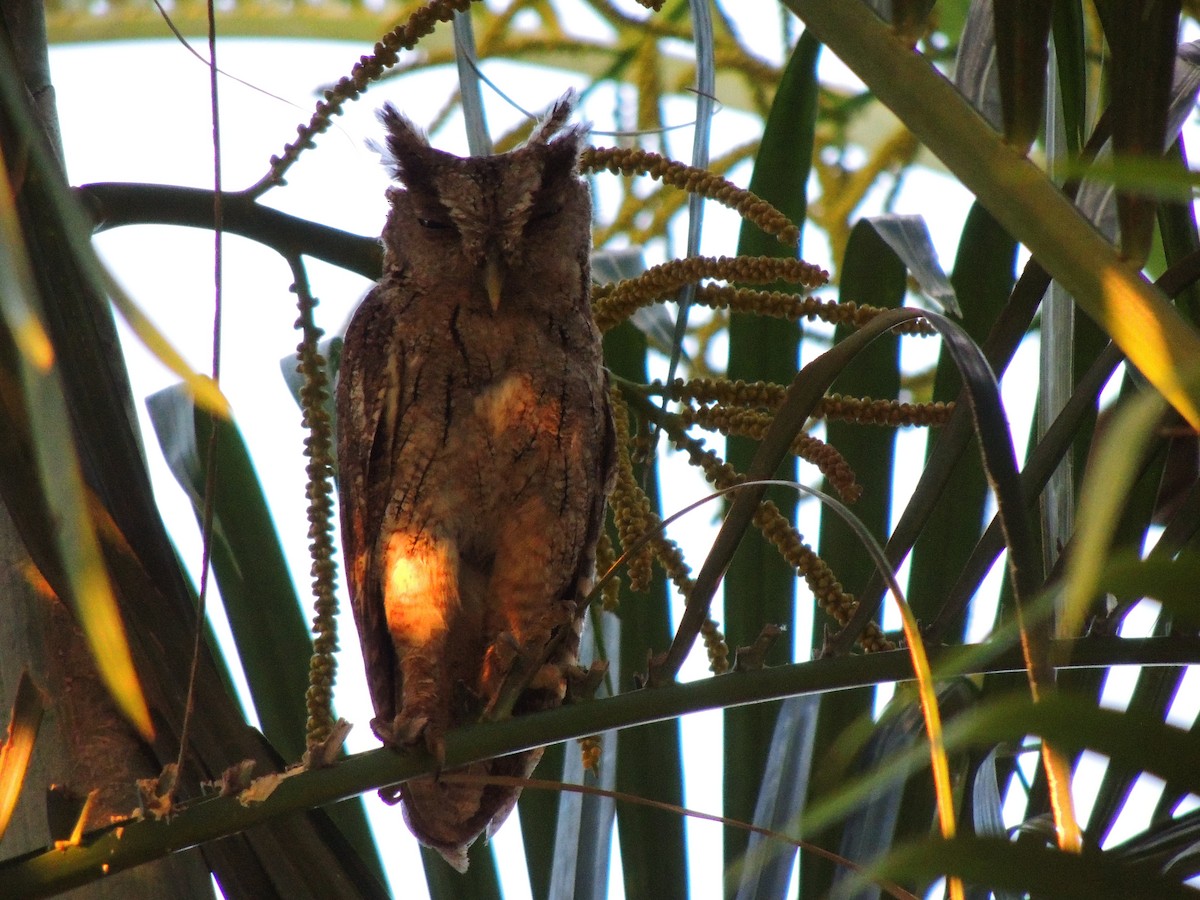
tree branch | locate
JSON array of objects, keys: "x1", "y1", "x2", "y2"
[
  {"x1": 3, "y1": 636, "x2": 1198, "y2": 897},
  {"x1": 76, "y1": 183, "x2": 382, "y2": 280}
]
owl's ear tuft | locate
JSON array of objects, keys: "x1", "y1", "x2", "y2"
[
  {"x1": 525, "y1": 92, "x2": 588, "y2": 183},
  {"x1": 528, "y1": 91, "x2": 576, "y2": 144},
  {"x1": 538, "y1": 133, "x2": 586, "y2": 189},
  {"x1": 527, "y1": 91, "x2": 588, "y2": 151},
  {"x1": 378, "y1": 103, "x2": 436, "y2": 187}
]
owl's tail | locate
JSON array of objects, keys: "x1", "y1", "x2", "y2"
[{"x1": 400, "y1": 747, "x2": 544, "y2": 873}]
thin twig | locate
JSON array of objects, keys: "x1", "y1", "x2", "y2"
[
  {"x1": 440, "y1": 771, "x2": 920, "y2": 900},
  {"x1": 174, "y1": 0, "x2": 225, "y2": 795}
]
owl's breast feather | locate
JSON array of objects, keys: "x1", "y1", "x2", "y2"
[{"x1": 471, "y1": 372, "x2": 564, "y2": 440}]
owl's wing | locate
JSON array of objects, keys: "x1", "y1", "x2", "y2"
[
  {"x1": 579, "y1": 377, "x2": 618, "y2": 595},
  {"x1": 336, "y1": 284, "x2": 404, "y2": 723},
  {"x1": 548, "y1": 373, "x2": 618, "y2": 672}
]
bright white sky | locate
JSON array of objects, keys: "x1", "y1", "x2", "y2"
[{"x1": 46, "y1": 14, "x2": 1195, "y2": 898}]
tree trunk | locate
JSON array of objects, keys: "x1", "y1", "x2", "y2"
[
  {"x1": 0, "y1": 5, "x2": 386, "y2": 896},
  {"x1": 0, "y1": 503, "x2": 215, "y2": 899},
  {"x1": 0, "y1": 2, "x2": 216, "y2": 896}
]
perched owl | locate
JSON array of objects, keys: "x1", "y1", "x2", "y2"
[{"x1": 336, "y1": 94, "x2": 615, "y2": 872}]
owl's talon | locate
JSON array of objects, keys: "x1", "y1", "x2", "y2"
[
  {"x1": 424, "y1": 727, "x2": 447, "y2": 771},
  {"x1": 373, "y1": 714, "x2": 446, "y2": 774},
  {"x1": 565, "y1": 660, "x2": 609, "y2": 702},
  {"x1": 481, "y1": 637, "x2": 567, "y2": 720},
  {"x1": 497, "y1": 631, "x2": 521, "y2": 651},
  {"x1": 370, "y1": 717, "x2": 395, "y2": 747},
  {"x1": 372, "y1": 713, "x2": 430, "y2": 749},
  {"x1": 480, "y1": 632, "x2": 522, "y2": 694}
]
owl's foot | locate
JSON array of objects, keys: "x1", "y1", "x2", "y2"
[
  {"x1": 481, "y1": 638, "x2": 585, "y2": 721},
  {"x1": 564, "y1": 659, "x2": 609, "y2": 703},
  {"x1": 423, "y1": 725, "x2": 447, "y2": 770},
  {"x1": 371, "y1": 713, "x2": 428, "y2": 748},
  {"x1": 480, "y1": 632, "x2": 550, "y2": 720},
  {"x1": 372, "y1": 714, "x2": 448, "y2": 772},
  {"x1": 375, "y1": 722, "x2": 446, "y2": 807},
  {"x1": 479, "y1": 631, "x2": 522, "y2": 697}
]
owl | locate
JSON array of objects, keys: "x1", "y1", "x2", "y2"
[{"x1": 335, "y1": 93, "x2": 615, "y2": 872}]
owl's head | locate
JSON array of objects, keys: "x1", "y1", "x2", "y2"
[{"x1": 378, "y1": 93, "x2": 591, "y2": 313}]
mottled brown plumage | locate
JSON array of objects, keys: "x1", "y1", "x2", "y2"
[{"x1": 336, "y1": 94, "x2": 614, "y2": 872}]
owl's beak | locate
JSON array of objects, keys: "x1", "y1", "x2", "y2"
[{"x1": 483, "y1": 250, "x2": 505, "y2": 312}]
